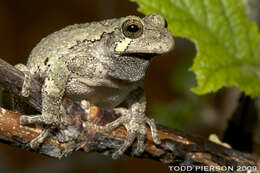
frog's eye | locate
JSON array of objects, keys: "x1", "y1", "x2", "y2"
[{"x1": 122, "y1": 19, "x2": 143, "y2": 39}]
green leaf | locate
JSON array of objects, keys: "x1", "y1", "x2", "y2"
[{"x1": 131, "y1": 0, "x2": 260, "y2": 97}]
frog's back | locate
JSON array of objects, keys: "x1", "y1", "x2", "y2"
[{"x1": 27, "y1": 18, "x2": 120, "y2": 76}]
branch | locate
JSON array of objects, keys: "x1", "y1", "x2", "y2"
[{"x1": 0, "y1": 58, "x2": 259, "y2": 170}]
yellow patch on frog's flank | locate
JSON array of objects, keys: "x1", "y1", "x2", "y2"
[{"x1": 115, "y1": 38, "x2": 132, "y2": 52}]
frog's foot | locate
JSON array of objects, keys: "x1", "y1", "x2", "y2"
[
  {"x1": 15, "y1": 64, "x2": 32, "y2": 97},
  {"x1": 105, "y1": 108, "x2": 161, "y2": 159},
  {"x1": 29, "y1": 128, "x2": 52, "y2": 149},
  {"x1": 20, "y1": 115, "x2": 59, "y2": 150}
]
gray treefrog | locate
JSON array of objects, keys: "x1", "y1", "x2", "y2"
[{"x1": 16, "y1": 13, "x2": 174, "y2": 159}]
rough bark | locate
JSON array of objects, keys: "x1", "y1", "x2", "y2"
[{"x1": 0, "y1": 58, "x2": 259, "y2": 172}]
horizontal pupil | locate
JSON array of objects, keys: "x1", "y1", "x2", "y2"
[{"x1": 127, "y1": 25, "x2": 139, "y2": 32}]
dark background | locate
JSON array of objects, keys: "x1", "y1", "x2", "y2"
[{"x1": 0, "y1": 0, "x2": 259, "y2": 172}]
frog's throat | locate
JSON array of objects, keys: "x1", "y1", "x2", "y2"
[{"x1": 106, "y1": 56, "x2": 150, "y2": 82}]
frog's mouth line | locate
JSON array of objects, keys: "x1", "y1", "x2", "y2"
[{"x1": 122, "y1": 53, "x2": 158, "y2": 60}]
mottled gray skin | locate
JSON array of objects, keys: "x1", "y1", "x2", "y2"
[{"x1": 16, "y1": 13, "x2": 174, "y2": 159}]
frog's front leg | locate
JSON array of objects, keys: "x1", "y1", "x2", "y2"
[
  {"x1": 105, "y1": 88, "x2": 161, "y2": 159},
  {"x1": 20, "y1": 62, "x2": 69, "y2": 149}
]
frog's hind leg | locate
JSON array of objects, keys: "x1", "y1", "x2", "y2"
[
  {"x1": 15, "y1": 64, "x2": 32, "y2": 97},
  {"x1": 14, "y1": 64, "x2": 52, "y2": 149},
  {"x1": 13, "y1": 64, "x2": 36, "y2": 114}
]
